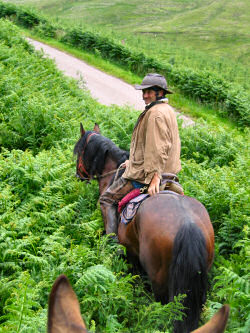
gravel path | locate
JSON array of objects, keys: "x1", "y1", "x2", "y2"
[{"x1": 27, "y1": 38, "x2": 194, "y2": 126}]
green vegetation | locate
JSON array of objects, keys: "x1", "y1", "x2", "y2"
[
  {"x1": 6, "y1": 0, "x2": 250, "y2": 66},
  {"x1": 0, "y1": 19, "x2": 249, "y2": 332},
  {"x1": 3, "y1": 0, "x2": 250, "y2": 100},
  {"x1": 0, "y1": 0, "x2": 249, "y2": 126}
]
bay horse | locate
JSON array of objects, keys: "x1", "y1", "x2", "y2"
[
  {"x1": 48, "y1": 275, "x2": 229, "y2": 333},
  {"x1": 73, "y1": 123, "x2": 215, "y2": 333}
]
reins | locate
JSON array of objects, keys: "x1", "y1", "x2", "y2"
[
  {"x1": 93, "y1": 163, "x2": 125, "y2": 181},
  {"x1": 92, "y1": 168, "x2": 118, "y2": 180},
  {"x1": 77, "y1": 132, "x2": 98, "y2": 181}
]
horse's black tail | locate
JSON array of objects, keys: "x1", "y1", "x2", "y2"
[{"x1": 169, "y1": 222, "x2": 208, "y2": 333}]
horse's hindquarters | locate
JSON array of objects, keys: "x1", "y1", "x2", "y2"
[
  {"x1": 122, "y1": 194, "x2": 214, "y2": 330},
  {"x1": 137, "y1": 194, "x2": 214, "y2": 267}
]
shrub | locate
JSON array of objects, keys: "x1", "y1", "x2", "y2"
[
  {"x1": 16, "y1": 7, "x2": 40, "y2": 28},
  {"x1": 209, "y1": 227, "x2": 250, "y2": 332},
  {"x1": 180, "y1": 122, "x2": 243, "y2": 167}
]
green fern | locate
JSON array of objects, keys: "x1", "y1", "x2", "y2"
[{"x1": 0, "y1": 18, "x2": 249, "y2": 332}]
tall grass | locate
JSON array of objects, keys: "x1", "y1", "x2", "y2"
[{"x1": 0, "y1": 18, "x2": 249, "y2": 332}]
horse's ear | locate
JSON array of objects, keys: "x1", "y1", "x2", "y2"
[
  {"x1": 93, "y1": 123, "x2": 101, "y2": 134},
  {"x1": 191, "y1": 305, "x2": 230, "y2": 333},
  {"x1": 48, "y1": 274, "x2": 87, "y2": 333},
  {"x1": 80, "y1": 123, "x2": 85, "y2": 137}
]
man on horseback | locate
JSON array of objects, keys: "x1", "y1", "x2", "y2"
[
  {"x1": 100, "y1": 73, "x2": 181, "y2": 237},
  {"x1": 74, "y1": 77, "x2": 214, "y2": 331}
]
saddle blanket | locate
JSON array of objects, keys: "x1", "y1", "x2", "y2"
[{"x1": 120, "y1": 190, "x2": 180, "y2": 225}]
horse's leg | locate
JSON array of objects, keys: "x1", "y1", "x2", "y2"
[
  {"x1": 126, "y1": 251, "x2": 145, "y2": 277},
  {"x1": 118, "y1": 218, "x2": 145, "y2": 271},
  {"x1": 118, "y1": 220, "x2": 152, "y2": 292},
  {"x1": 132, "y1": 209, "x2": 172, "y2": 304},
  {"x1": 139, "y1": 238, "x2": 172, "y2": 304},
  {"x1": 118, "y1": 218, "x2": 139, "y2": 255},
  {"x1": 100, "y1": 178, "x2": 134, "y2": 235},
  {"x1": 151, "y1": 279, "x2": 169, "y2": 304},
  {"x1": 119, "y1": 208, "x2": 173, "y2": 304}
]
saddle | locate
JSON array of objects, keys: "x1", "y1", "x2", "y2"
[
  {"x1": 119, "y1": 191, "x2": 181, "y2": 225},
  {"x1": 118, "y1": 174, "x2": 184, "y2": 225},
  {"x1": 160, "y1": 173, "x2": 184, "y2": 194}
]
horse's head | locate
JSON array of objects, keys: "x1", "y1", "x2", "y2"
[
  {"x1": 73, "y1": 123, "x2": 101, "y2": 181},
  {"x1": 74, "y1": 123, "x2": 129, "y2": 184}
]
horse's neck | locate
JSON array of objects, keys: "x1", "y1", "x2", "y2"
[{"x1": 98, "y1": 154, "x2": 118, "y2": 195}]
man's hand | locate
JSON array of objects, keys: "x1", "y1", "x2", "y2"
[
  {"x1": 121, "y1": 160, "x2": 129, "y2": 169},
  {"x1": 148, "y1": 173, "x2": 160, "y2": 196}
]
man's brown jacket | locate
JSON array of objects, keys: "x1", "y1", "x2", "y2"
[{"x1": 123, "y1": 100, "x2": 181, "y2": 185}]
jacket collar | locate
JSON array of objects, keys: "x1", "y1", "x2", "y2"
[
  {"x1": 145, "y1": 98, "x2": 168, "y2": 111},
  {"x1": 133, "y1": 98, "x2": 169, "y2": 131}
]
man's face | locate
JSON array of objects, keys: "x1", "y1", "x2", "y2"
[
  {"x1": 142, "y1": 88, "x2": 164, "y2": 105},
  {"x1": 142, "y1": 89, "x2": 157, "y2": 105}
]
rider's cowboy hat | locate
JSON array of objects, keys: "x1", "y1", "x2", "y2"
[{"x1": 135, "y1": 73, "x2": 173, "y2": 94}]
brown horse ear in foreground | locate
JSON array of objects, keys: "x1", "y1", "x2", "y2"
[
  {"x1": 48, "y1": 275, "x2": 229, "y2": 333},
  {"x1": 191, "y1": 305, "x2": 230, "y2": 333},
  {"x1": 48, "y1": 275, "x2": 87, "y2": 333}
]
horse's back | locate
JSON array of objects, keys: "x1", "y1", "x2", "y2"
[
  {"x1": 137, "y1": 193, "x2": 213, "y2": 237},
  {"x1": 118, "y1": 193, "x2": 214, "y2": 270}
]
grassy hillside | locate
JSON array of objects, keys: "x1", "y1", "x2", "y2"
[
  {"x1": 7, "y1": 0, "x2": 250, "y2": 60},
  {"x1": 0, "y1": 19, "x2": 249, "y2": 332},
  {"x1": 1, "y1": 1, "x2": 249, "y2": 126},
  {"x1": 5, "y1": 0, "x2": 250, "y2": 90}
]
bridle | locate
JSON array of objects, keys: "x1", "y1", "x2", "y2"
[
  {"x1": 76, "y1": 132, "x2": 98, "y2": 181},
  {"x1": 76, "y1": 132, "x2": 118, "y2": 182}
]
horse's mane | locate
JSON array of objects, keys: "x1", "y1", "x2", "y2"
[{"x1": 74, "y1": 131, "x2": 129, "y2": 177}]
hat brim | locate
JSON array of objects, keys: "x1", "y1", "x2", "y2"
[{"x1": 134, "y1": 84, "x2": 173, "y2": 94}]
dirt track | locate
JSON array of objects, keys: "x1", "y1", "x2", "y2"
[{"x1": 27, "y1": 38, "x2": 194, "y2": 126}]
